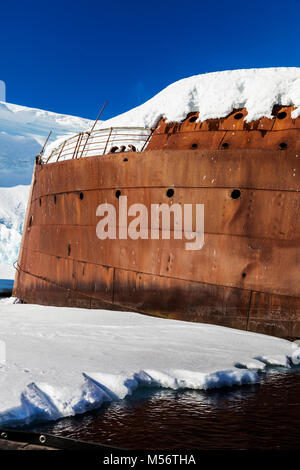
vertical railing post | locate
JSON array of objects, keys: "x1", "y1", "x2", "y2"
[
  {"x1": 73, "y1": 133, "x2": 83, "y2": 159},
  {"x1": 140, "y1": 128, "x2": 154, "y2": 152},
  {"x1": 103, "y1": 127, "x2": 113, "y2": 155},
  {"x1": 79, "y1": 131, "x2": 91, "y2": 158},
  {"x1": 56, "y1": 140, "x2": 66, "y2": 162},
  {"x1": 45, "y1": 149, "x2": 55, "y2": 164}
]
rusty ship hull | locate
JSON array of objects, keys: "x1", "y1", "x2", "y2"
[{"x1": 13, "y1": 107, "x2": 300, "y2": 338}]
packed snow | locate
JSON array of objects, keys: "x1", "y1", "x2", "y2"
[
  {"x1": 0, "y1": 302, "x2": 298, "y2": 427},
  {"x1": 0, "y1": 101, "x2": 92, "y2": 186}
]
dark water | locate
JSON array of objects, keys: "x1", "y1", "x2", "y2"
[
  {"x1": 0, "y1": 280, "x2": 13, "y2": 296},
  {"x1": 32, "y1": 368, "x2": 300, "y2": 450}
]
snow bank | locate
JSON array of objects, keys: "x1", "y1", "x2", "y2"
[
  {"x1": 0, "y1": 101, "x2": 93, "y2": 186},
  {"x1": 0, "y1": 185, "x2": 30, "y2": 276},
  {"x1": 0, "y1": 302, "x2": 298, "y2": 427},
  {"x1": 98, "y1": 67, "x2": 300, "y2": 129}
]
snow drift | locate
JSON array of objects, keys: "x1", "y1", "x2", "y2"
[{"x1": 0, "y1": 302, "x2": 298, "y2": 427}]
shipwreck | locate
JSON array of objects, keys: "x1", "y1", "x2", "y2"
[{"x1": 13, "y1": 71, "x2": 300, "y2": 339}]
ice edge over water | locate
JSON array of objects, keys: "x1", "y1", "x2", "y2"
[
  {"x1": 1, "y1": 360, "x2": 298, "y2": 428},
  {"x1": 0, "y1": 304, "x2": 299, "y2": 428},
  {"x1": 0, "y1": 368, "x2": 261, "y2": 427}
]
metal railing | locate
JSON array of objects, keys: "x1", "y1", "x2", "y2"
[{"x1": 43, "y1": 127, "x2": 153, "y2": 163}]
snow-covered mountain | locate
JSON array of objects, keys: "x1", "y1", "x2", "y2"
[
  {"x1": 0, "y1": 102, "x2": 92, "y2": 280},
  {"x1": 0, "y1": 101, "x2": 92, "y2": 187},
  {"x1": 0, "y1": 185, "x2": 30, "y2": 265},
  {"x1": 0, "y1": 185, "x2": 29, "y2": 287}
]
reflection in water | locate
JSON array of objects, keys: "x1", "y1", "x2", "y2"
[{"x1": 33, "y1": 369, "x2": 300, "y2": 450}]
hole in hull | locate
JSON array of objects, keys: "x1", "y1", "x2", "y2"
[
  {"x1": 278, "y1": 142, "x2": 287, "y2": 150},
  {"x1": 277, "y1": 111, "x2": 287, "y2": 120},
  {"x1": 231, "y1": 189, "x2": 241, "y2": 199},
  {"x1": 234, "y1": 112, "x2": 243, "y2": 120},
  {"x1": 166, "y1": 188, "x2": 174, "y2": 198}
]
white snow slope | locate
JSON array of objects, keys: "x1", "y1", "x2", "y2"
[
  {"x1": 0, "y1": 101, "x2": 92, "y2": 187},
  {"x1": 0, "y1": 302, "x2": 299, "y2": 427}
]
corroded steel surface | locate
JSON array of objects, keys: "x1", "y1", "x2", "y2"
[{"x1": 13, "y1": 107, "x2": 300, "y2": 338}]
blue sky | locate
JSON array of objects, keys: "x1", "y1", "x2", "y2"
[{"x1": 1, "y1": 0, "x2": 300, "y2": 120}]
